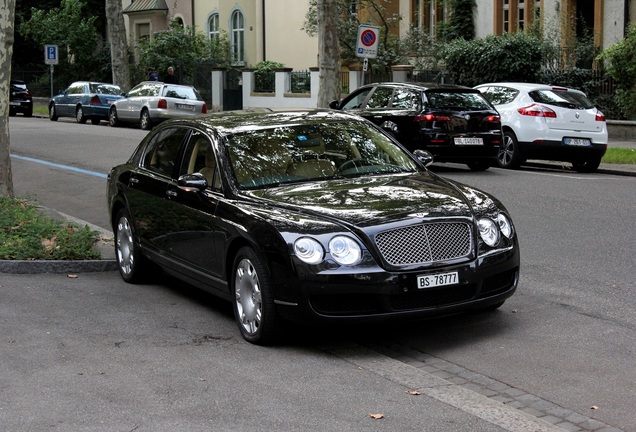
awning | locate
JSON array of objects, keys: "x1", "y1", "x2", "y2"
[{"x1": 123, "y1": 0, "x2": 168, "y2": 14}]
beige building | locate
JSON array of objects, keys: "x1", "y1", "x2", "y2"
[{"x1": 121, "y1": 0, "x2": 635, "y2": 70}]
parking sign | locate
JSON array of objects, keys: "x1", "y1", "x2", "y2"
[
  {"x1": 44, "y1": 45, "x2": 59, "y2": 65},
  {"x1": 355, "y1": 25, "x2": 380, "y2": 59}
]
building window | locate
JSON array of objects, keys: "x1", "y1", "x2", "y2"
[
  {"x1": 230, "y1": 10, "x2": 245, "y2": 65},
  {"x1": 208, "y1": 13, "x2": 219, "y2": 40},
  {"x1": 136, "y1": 23, "x2": 150, "y2": 42},
  {"x1": 410, "y1": 0, "x2": 447, "y2": 40},
  {"x1": 498, "y1": 0, "x2": 540, "y2": 34}
]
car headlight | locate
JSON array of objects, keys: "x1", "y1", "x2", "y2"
[
  {"x1": 294, "y1": 237, "x2": 324, "y2": 264},
  {"x1": 496, "y1": 213, "x2": 514, "y2": 239},
  {"x1": 328, "y1": 236, "x2": 362, "y2": 266},
  {"x1": 478, "y1": 218, "x2": 499, "y2": 247}
]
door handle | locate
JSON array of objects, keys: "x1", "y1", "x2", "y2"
[
  {"x1": 129, "y1": 177, "x2": 139, "y2": 184},
  {"x1": 166, "y1": 190, "x2": 177, "y2": 198}
]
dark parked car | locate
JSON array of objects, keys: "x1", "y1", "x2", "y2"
[
  {"x1": 9, "y1": 80, "x2": 33, "y2": 117},
  {"x1": 108, "y1": 81, "x2": 207, "y2": 130},
  {"x1": 49, "y1": 81, "x2": 123, "y2": 125},
  {"x1": 107, "y1": 109, "x2": 520, "y2": 344},
  {"x1": 329, "y1": 82, "x2": 503, "y2": 171}
]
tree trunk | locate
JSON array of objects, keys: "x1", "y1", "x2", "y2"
[
  {"x1": 106, "y1": 0, "x2": 131, "y2": 92},
  {"x1": 317, "y1": 0, "x2": 341, "y2": 108},
  {"x1": 0, "y1": 0, "x2": 16, "y2": 198}
]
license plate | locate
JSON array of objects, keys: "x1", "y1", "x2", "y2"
[
  {"x1": 10, "y1": 101, "x2": 20, "y2": 106},
  {"x1": 176, "y1": 103, "x2": 195, "y2": 111},
  {"x1": 454, "y1": 137, "x2": 483, "y2": 145},
  {"x1": 417, "y1": 271, "x2": 459, "y2": 289},
  {"x1": 563, "y1": 138, "x2": 591, "y2": 147}
]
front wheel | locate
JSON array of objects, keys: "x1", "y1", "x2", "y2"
[
  {"x1": 497, "y1": 131, "x2": 524, "y2": 169},
  {"x1": 109, "y1": 107, "x2": 119, "y2": 127},
  {"x1": 466, "y1": 161, "x2": 490, "y2": 171},
  {"x1": 140, "y1": 110, "x2": 153, "y2": 130},
  {"x1": 49, "y1": 104, "x2": 58, "y2": 121},
  {"x1": 572, "y1": 158, "x2": 601, "y2": 173},
  {"x1": 232, "y1": 247, "x2": 280, "y2": 345},
  {"x1": 76, "y1": 106, "x2": 87, "y2": 124},
  {"x1": 114, "y1": 209, "x2": 149, "y2": 283}
]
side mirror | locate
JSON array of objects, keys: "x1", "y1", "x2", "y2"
[
  {"x1": 328, "y1": 100, "x2": 340, "y2": 110},
  {"x1": 413, "y1": 149, "x2": 434, "y2": 167},
  {"x1": 177, "y1": 173, "x2": 207, "y2": 191}
]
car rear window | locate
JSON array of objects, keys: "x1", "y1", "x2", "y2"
[
  {"x1": 163, "y1": 86, "x2": 202, "y2": 100},
  {"x1": 425, "y1": 91, "x2": 492, "y2": 110},
  {"x1": 89, "y1": 83, "x2": 121, "y2": 95},
  {"x1": 528, "y1": 89, "x2": 595, "y2": 109}
]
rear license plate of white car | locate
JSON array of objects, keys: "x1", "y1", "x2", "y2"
[
  {"x1": 176, "y1": 103, "x2": 195, "y2": 111},
  {"x1": 563, "y1": 138, "x2": 591, "y2": 146},
  {"x1": 417, "y1": 272, "x2": 459, "y2": 289},
  {"x1": 454, "y1": 137, "x2": 483, "y2": 145}
]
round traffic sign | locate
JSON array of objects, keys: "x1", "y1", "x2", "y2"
[{"x1": 360, "y1": 29, "x2": 376, "y2": 47}]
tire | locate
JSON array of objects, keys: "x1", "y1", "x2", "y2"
[
  {"x1": 109, "y1": 107, "x2": 119, "y2": 127},
  {"x1": 91, "y1": 118, "x2": 101, "y2": 125},
  {"x1": 466, "y1": 161, "x2": 490, "y2": 171},
  {"x1": 114, "y1": 209, "x2": 149, "y2": 283},
  {"x1": 76, "y1": 106, "x2": 87, "y2": 124},
  {"x1": 497, "y1": 131, "x2": 523, "y2": 169},
  {"x1": 231, "y1": 247, "x2": 280, "y2": 345},
  {"x1": 49, "y1": 104, "x2": 58, "y2": 121},
  {"x1": 140, "y1": 110, "x2": 153, "y2": 130},
  {"x1": 572, "y1": 158, "x2": 601, "y2": 173}
]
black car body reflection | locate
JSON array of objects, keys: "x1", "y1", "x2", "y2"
[
  {"x1": 107, "y1": 109, "x2": 520, "y2": 345},
  {"x1": 329, "y1": 82, "x2": 503, "y2": 171}
]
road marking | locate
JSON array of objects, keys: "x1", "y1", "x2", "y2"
[
  {"x1": 10, "y1": 154, "x2": 108, "y2": 179},
  {"x1": 324, "y1": 343, "x2": 565, "y2": 432}
]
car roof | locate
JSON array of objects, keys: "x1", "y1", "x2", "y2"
[
  {"x1": 476, "y1": 82, "x2": 573, "y2": 92},
  {"x1": 362, "y1": 82, "x2": 478, "y2": 92},
  {"x1": 157, "y1": 108, "x2": 366, "y2": 136}
]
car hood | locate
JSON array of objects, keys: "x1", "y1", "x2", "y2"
[{"x1": 243, "y1": 172, "x2": 477, "y2": 228}]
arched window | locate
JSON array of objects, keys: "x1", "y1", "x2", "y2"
[
  {"x1": 230, "y1": 10, "x2": 245, "y2": 65},
  {"x1": 208, "y1": 13, "x2": 219, "y2": 40}
]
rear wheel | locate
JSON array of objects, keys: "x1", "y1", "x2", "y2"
[
  {"x1": 140, "y1": 110, "x2": 153, "y2": 130},
  {"x1": 232, "y1": 247, "x2": 280, "y2": 345},
  {"x1": 49, "y1": 104, "x2": 58, "y2": 121},
  {"x1": 114, "y1": 209, "x2": 149, "y2": 283},
  {"x1": 24, "y1": 107, "x2": 33, "y2": 118},
  {"x1": 572, "y1": 158, "x2": 601, "y2": 173},
  {"x1": 76, "y1": 106, "x2": 87, "y2": 124},
  {"x1": 497, "y1": 131, "x2": 524, "y2": 169},
  {"x1": 108, "y1": 107, "x2": 119, "y2": 127}
]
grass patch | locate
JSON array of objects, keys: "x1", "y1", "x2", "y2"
[
  {"x1": 33, "y1": 105, "x2": 48, "y2": 116},
  {"x1": 603, "y1": 147, "x2": 636, "y2": 164},
  {"x1": 0, "y1": 197, "x2": 101, "y2": 260}
]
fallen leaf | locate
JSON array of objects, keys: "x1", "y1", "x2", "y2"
[
  {"x1": 406, "y1": 390, "x2": 422, "y2": 396},
  {"x1": 369, "y1": 413, "x2": 384, "y2": 420},
  {"x1": 67, "y1": 274, "x2": 78, "y2": 279},
  {"x1": 591, "y1": 405, "x2": 599, "y2": 410}
]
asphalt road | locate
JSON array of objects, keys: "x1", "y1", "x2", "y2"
[{"x1": 4, "y1": 116, "x2": 636, "y2": 431}]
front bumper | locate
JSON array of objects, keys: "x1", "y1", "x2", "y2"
[{"x1": 274, "y1": 246, "x2": 520, "y2": 323}]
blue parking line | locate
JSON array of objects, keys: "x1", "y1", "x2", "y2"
[{"x1": 11, "y1": 154, "x2": 108, "y2": 179}]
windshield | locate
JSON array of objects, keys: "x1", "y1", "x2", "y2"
[
  {"x1": 225, "y1": 121, "x2": 420, "y2": 189},
  {"x1": 89, "y1": 83, "x2": 121, "y2": 95}
]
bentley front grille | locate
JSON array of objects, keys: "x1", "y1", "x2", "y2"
[{"x1": 375, "y1": 222, "x2": 472, "y2": 266}]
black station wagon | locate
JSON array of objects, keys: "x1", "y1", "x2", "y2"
[
  {"x1": 330, "y1": 82, "x2": 503, "y2": 171},
  {"x1": 107, "y1": 109, "x2": 520, "y2": 344}
]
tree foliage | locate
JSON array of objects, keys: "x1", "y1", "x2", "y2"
[
  {"x1": 19, "y1": 0, "x2": 107, "y2": 85},
  {"x1": 134, "y1": 21, "x2": 229, "y2": 85},
  {"x1": 441, "y1": 32, "x2": 545, "y2": 87},
  {"x1": 444, "y1": 0, "x2": 476, "y2": 41},
  {"x1": 597, "y1": 23, "x2": 636, "y2": 119}
]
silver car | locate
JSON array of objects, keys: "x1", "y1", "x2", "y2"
[{"x1": 108, "y1": 81, "x2": 208, "y2": 130}]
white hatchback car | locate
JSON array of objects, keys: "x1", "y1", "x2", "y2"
[{"x1": 475, "y1": 83, "x2": 608, "y2": 172}]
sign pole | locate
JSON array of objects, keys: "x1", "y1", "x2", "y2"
[{"x1": 49, "y1": 65, "x2": 54, "y2": 99}]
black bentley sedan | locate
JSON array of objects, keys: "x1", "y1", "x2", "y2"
[
  {"x1": 330, "y1": 82, "x2": 503, "y2": 171},
  {"x1": 107, "y1": 109, "x2": 520, "y2": 344}
]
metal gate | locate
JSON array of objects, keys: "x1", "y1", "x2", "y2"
[{"x1": 223, "y1": 69, "x2": 243, "y2": 111}]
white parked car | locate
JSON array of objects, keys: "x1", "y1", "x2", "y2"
[
  {"x1": 475, "y1": 83, "x2": 608, "y2": 172},
  {"x1": 109, "y1": 81, "x2": 207, "y2": 130}
]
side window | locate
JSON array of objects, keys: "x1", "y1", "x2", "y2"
[
  {"x1": 68, "y1": 83, "x2": 85, "y2": 94},
  {"x1": 127, "y1": 85, "x2": 143, "y2": 97},
  {"x1": 391, "y1": 89, "x2": 420, "y2": 110},
  {"x1": 142, "y1": 128, "x2": 189, "y2": 177},
  {"x1": 342, "y1": 88, "x2": 372, "y2": 110},
  {"x1": 181, "y1": 132, "x2": 220, "y2": 190},
  {"x1": 366, "y1": 87, "x2": 393, "y2": 109},
  {"x1": 485, "y1": 86, "x2": 518, "y2": 105}
]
